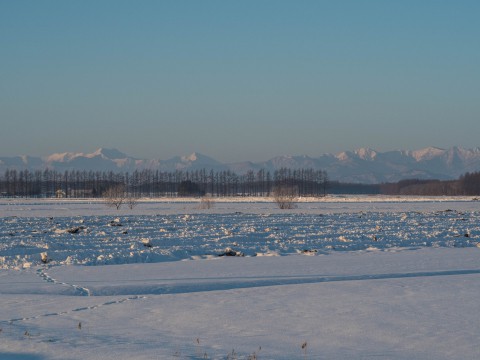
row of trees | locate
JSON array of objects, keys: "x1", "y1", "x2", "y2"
[
  {"x1": 0, "y1": 168, "x2": 329, "y2": 198},
  {"x1": 3, "y1": 167, "x2": 477, "y2": 198},
  {"x1": 380, "y1": 172, "x2": 480, "y2": 196}
]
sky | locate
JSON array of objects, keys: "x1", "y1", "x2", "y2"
[{"x1": 1, "y1": 0, "x2": 479, "y2": 163}]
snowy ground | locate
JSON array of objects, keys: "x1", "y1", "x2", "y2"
[{"x1": 1, "y1": 197, "x2": 480, "y2": 359}]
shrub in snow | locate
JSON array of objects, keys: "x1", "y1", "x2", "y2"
[
  {"x1": 301, "y1": 341, "x2": 308, "y2": 359},
  {"x1": 198, "y1": 196, "x2": 215, "y2": 209},
  {"x1": 272, "y1": 185, "x2": 298, "y2": 209},
  {"x1": 126, "y1": 195, "x2": 139, "y2": 210}
]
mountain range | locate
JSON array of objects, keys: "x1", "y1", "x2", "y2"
[{"x1": 1, "y1": 146, "x2": 480, "y2": 184}]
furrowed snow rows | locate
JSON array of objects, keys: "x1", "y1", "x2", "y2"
[{"x1": 1, "y1": 210, "x2": 479, "y2": 269}]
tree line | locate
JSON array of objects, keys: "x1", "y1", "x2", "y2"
[
  {"x1": 2, "y1": 168, "x2": 478, "y2": 198},
  {"x1": 330, "y1": 172, "x2": 480, "y2": 196},
  {"x1": 0, "y1": 168, "x2": 329, "y2": 198},
  {"x1": 380, "y1": 172, "x2": 480, "y2": 196}
]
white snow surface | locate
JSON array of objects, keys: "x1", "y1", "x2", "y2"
[{"x1": 1, "y1": 197, "x2": 480, "y2": 359}]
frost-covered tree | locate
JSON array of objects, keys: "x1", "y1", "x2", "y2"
[
  {"x1": 272, "y1": 185, "x2": 298, "y2": 209},
  {"x1": 103, "y1": 184, "x2": 126, "y2": 210}
]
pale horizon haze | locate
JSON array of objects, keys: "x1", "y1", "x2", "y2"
[{"x1": 1, "y1": 1, "x2": 479, "y2": 162}]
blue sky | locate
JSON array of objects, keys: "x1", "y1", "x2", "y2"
[{"x1": 1, "y1": 0, "x2": 479, "y2": 162}]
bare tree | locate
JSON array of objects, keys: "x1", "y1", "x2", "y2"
[
  {"x1": 198, "y1": 195, "x2": 215, "y2": 209},
  {"x1": 272, "y1": 185, "x2": 298, "y2": 209},
  {"x1": 126, "y1": 194, "x2": 139, "y2": 209},
  {"x1": 103, "y1": 184, "x2": 126, "y2": 210}
]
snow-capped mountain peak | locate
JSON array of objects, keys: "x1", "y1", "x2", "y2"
[
  {"x1": 355, "y1": 148, "x2": 377, "y2": 161},
  {"x1": 45, "y1": 152, "x2": 84, "y2": 163},
  {"x1": 181, "y1": 152, "x2": 199, "y2": 162},
  {"x1": 179, "y1": 152, "x2": 222, "y2": 165},
  {"x1": 411, "y1": 147, "x2": 445, "y2": 161},
  {"x1": 335, "y1": 151, "x2": 352, "y2": 161},
  {"x1": 336, "y1": 148, "x2": 377, "y2": 161},
  {"x1": 89, "y1": 148, "x2": 128, "y2": 160}
]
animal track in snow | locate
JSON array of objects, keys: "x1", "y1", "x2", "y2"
[
  {"x1": 36, "y1": 266, "x2": 92, "y2": 296},
  {"x1": 1, "y1": 295, "x2": 146, "y2": 325}
]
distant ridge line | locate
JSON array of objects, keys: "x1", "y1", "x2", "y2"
[{"x1": 1, "y1": 146, "x2": 480, "y2": 183}]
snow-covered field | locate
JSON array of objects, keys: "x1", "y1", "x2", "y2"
[{"x1": 1, "y1": 196, "x2": 480, "y2": 359}]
